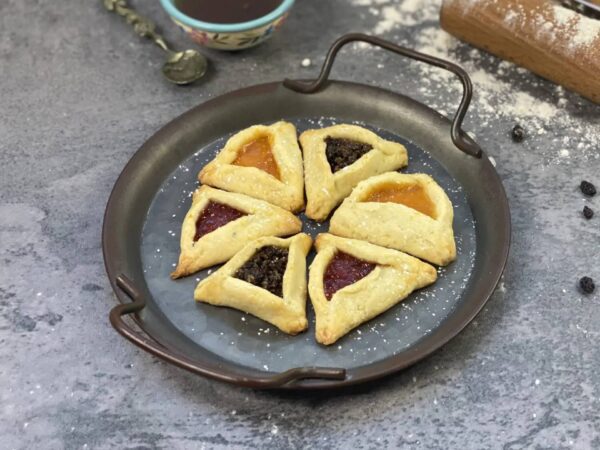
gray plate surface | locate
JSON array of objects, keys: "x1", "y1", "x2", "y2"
[
  {"x1": 141, "y1": 117, "x2": 476, "y2": 373},
  {"x1": 102, "y1": 81, "x2": 510, "y2": 389}
]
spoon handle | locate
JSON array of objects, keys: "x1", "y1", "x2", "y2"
[{"x1": 103, "y1": 0, "x2": 171, "y2": 53}]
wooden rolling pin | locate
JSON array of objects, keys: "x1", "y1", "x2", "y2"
[{"x1": 440, "y1": 0, "x2": 600, "y2": 103}]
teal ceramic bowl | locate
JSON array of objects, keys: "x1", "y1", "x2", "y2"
[{"x1": 159, "y1": 0, "x2": 294, "y2": 50}]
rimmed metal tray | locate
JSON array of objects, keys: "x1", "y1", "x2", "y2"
[{"x1": 103, "y1": 34, "x2": 511, "y2": 389}]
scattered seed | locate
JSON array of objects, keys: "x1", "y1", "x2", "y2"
[
  {"x1": 579, "y1": 277, "x2": 595, "y2": 294},
  {"x1": 511, "y1": 125, "x2": 525, "y2": 142},
  {"x1": 580, "y1": 180, "x2": 596, "y2": 197},
  {"x1": 583, "y1": 206, "x2": 594, "y2": 219}
]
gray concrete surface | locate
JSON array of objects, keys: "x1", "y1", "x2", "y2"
[{"x1": 1, "y1": 0, "x2": 599, "y2": 448}]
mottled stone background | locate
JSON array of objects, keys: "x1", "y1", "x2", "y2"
[{"x1": 1, "y1": 0, "x2": 599, "y2": 448}]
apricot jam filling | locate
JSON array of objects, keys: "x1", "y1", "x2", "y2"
[
  {"x1": 232, "y1": 136, "x2": 280, "y2": 179},
  {"x1": 363, "y1": 182, "x2": 436, "y2": 218}
]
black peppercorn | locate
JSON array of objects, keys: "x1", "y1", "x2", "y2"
[
  {"x1": 511, "y1": 125, "x2": 525, "y2": 142},
  {"x1": 583, "y1": 206, "x2": 594, "y2": 219},
  {"x1": 579, "y1": 276, "x2": 595, "y2": 294},
  {"x1": 580, "y1": 180, "x2": 596, "y2": 196}
]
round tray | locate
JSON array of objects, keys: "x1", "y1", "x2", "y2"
[{"x1": 103, "y1": 34, "x2": 510, "y2": 389}]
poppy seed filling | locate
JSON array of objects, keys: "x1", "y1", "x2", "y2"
[
  {"x1": 234, "y1": 246, "x2": 289, "y2": 297},
  {"x1": 324, "y1": 137, "x2": 373, "y2": 173}
]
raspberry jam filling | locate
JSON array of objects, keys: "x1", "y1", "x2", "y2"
[
  {"x1": 323, "y1": 251, "x2": 376, "y2": 300},
  {"x1": 363, "y1": 182, "x2": 436, "y2": 218},
  {"x1": 194, "y1": 201, "x2": 246, "y2": 241},
  {"x1": 233, "y1": 136, "x2": 280, "y2": 179}
]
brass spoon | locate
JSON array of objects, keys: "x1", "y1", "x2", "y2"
[{"x1": 104, "y1": 0, "x2": 207, "y2": 85}]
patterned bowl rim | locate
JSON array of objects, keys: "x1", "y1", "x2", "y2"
[{"x1": 159, "y1": 0, "x2": 294, "y2": 33}]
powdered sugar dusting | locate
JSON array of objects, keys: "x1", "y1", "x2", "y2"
[
  {"x1": 443, "y1": 0, "x2": 600, "y2": 54},
  {"x1": 437, "y1": 0, "x2": 600, "y2": 55},
  {"x1": 352, "y1": 0, "x2": 441, "y2": 30},
  {"x1": 375, "y1": 6, "x2": 404, "y2": 33},
  {"x1": 504, "y1": 9, "x2": 519, "y2": 27},
  {"x1": 553, "y1": 5, "x2": 576, "y2": 27},
  {"x1": 348, "y1": 0, "x2": 599, "y2": 161},
  {"x1": 529, "y1": 5, "x2": 600, "y2": 52},
  {"x1": 569, "y1": 8, "x2": 600, "y2": 48}
]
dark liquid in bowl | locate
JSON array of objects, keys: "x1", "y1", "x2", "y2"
[{"x1": 174, "y1": 0, "x2": 284, "y2": 24}]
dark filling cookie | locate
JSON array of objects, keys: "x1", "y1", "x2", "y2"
[
  {"x1": 234, "y1": 246, "x2": 289, "y2": 297},
  {"x1": 324, "y1": 137, "x2": 373, "y2": 173}
]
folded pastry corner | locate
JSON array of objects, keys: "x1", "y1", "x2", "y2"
[
  {"x1": 171, "y1": 186, "x2": 301, "y2": 279},
  {"x1": 199, "y1": 121, "x2": 305, "y2": 212},
  {"x1": 300, "y1": 124, "x2": 408, "y2": 221},
  {"x1": 194, "y1": 233, "x2": 312, "y2": 334},
  {"x1": 309, "y1": 233, "x2": 437, "y2": 345},
  {"x1": 329, "y1": 172, "x2": 456, "y2": 266}
]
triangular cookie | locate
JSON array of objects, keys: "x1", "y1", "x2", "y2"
[
  {"x1": 194, "y1": 233, "x2": 312, "y2": 334},
  {"x1": 309, "y1": 234, "x2": 437, "y2": 345},
  {"x1": 329, "y1": 172, "x2": 456, "y2": 266},
  {"x1": 171, "y1": 186, "x2": 301, "y2": 278},
  {"x1": 199, "y1": 121, "x2": 304, "y2": 212},
  {"x1": 300, "y1": 124, "x2": 408, "y2": 221}
]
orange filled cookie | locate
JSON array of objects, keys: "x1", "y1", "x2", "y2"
[
  {"x1": 330, "y1": 172, "x2": 456, "y2": 266},
  {"x1": 199, "y1": 121, "x2": 304, "y2": 212}
]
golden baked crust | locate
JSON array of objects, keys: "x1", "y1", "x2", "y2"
[
  {"x1": 194, "y1": 234, "x2": 312, "y2": 334},
  {"x1": 199, "y1": 121, "x2": 304, "y2": 212},
  {"x1": 300, "y1": 124, "x2": 408, "y2": 221},
  {"x1": 329, "y1": 172, "x2": 456, "y2": 266},
  {"x1": 309, "y1": 234, "x2": 437, "y2": 345},
  {"x1": 171, "y1": 186, "x2": 302, "y2": 279}
]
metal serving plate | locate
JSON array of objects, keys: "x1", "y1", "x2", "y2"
[{"x1": 102, "y1": 34, "x2": 510, "y2": 389}]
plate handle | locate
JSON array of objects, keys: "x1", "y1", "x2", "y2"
[
  {"x1": 109, "y1": 274, "x2": 346, "y2": 388},
  {"x1": 284, "y1": 33, "x2": 482, "y2": 158}
]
